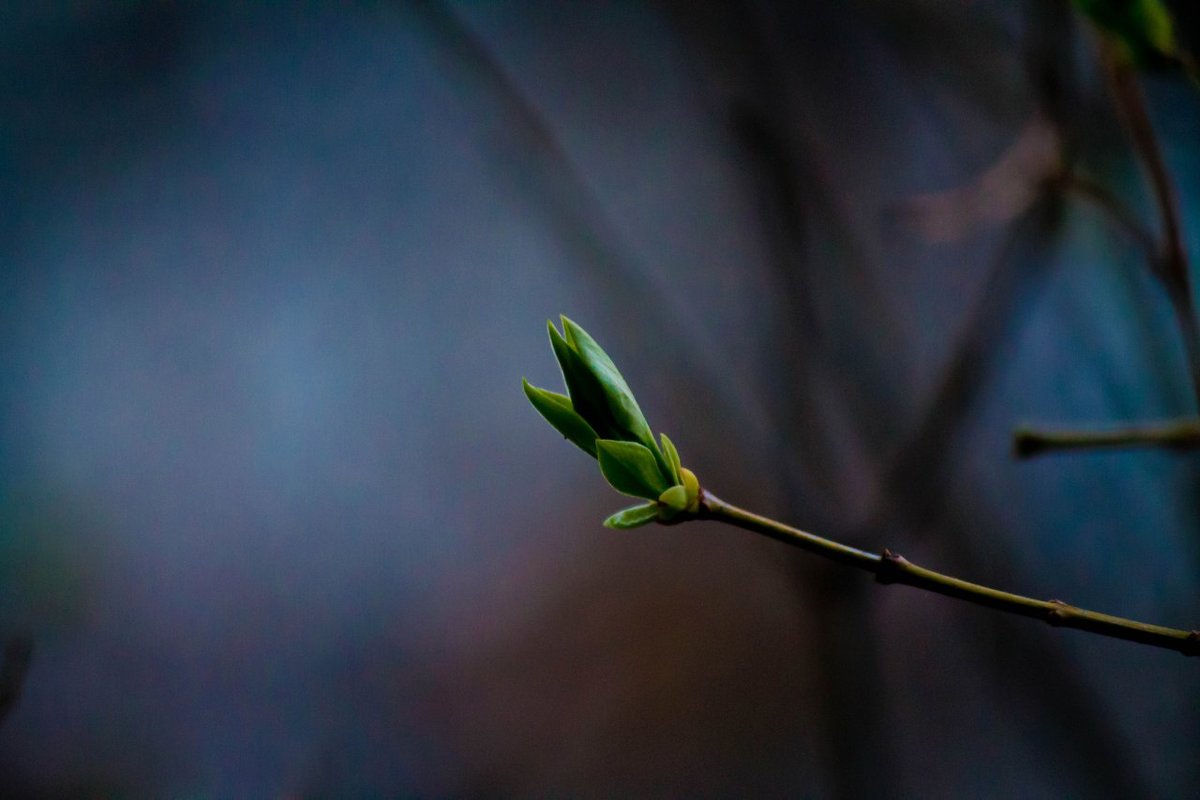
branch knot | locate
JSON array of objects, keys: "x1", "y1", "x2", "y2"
[
  {"x1": 1045, "y1": 598, "x2": 1075, "y2": 626},
  {"x1": 875, "y1": 548, "x2": 909, "y2": 585}
]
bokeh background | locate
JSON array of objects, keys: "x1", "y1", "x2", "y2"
[{"x1": 2, "y1": 1, "x2": 1199, "y2": 796}]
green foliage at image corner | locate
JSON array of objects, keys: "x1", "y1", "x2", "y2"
[{"x1": 1071, "y1": 0, "x2": 1182, "y2": 68}]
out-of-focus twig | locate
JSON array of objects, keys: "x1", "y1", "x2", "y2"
[
  {"x1": 0, "y1": 634, "x2": 34, "y2": 726},
  {"x1": 1005, "y1": 38, "x2": 1200, "y2": 454},
  {"x1": 1103, "y1": 44, "x2": 1200, "y2": 409},
  {"x1": 1014, "y1": 418, "x2": 1200, "y2": 457},
  {"x1": 896, "y1": 114, "x2": 1062, "y2": 243},
  {"x1": 1059, "y1": 169, "x2": 1157, "y2": 259}
]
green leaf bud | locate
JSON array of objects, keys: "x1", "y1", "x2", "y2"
[
  {"x1": 559, "y1": 316, "x2": 673, "y2": 477},
  {"x1": 525, "y1": 315, "x2": 702, "y2": 518}
]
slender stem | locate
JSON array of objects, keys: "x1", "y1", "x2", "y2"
[
  {"x1": 696, "y1": 491, "x2": 1199, "y2": 656},
  {"x1": 1013, "y1": 418, "x2": 1200, "y2": 457}
]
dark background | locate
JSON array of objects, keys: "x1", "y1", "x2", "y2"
[{"x1": 1, "y1": 1, "x2": 1198, "y2": 796}]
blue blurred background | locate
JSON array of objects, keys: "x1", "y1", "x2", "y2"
[{"x1": 1, "y1": 1, "x2": 1198, "y2": 796}]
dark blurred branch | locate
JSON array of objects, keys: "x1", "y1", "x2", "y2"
[
  {"x1": 875, "y1": 2, "x2": 1076, "y2": 530},
  {"x1": 1014, "y1": 418, "x2": 1200, "y2": 457},
  {"x1": 896, "y1": 114, "x2": 1061, "y2": 243},
  {"x1": 1103, "y1": 45, "x2": 1200, "y2": 409},
  {"x1": 1059, "y1": 169, "x2": 1157, "y2": 258},
  {"x1": 1006, "y1": 38, "x2": 1200, "y2": 453},
  {"x1": 697, "y1": 492, "x2": 1199, "y2": 656},
  {"x1": 409, "y1": 1, "x2": 773, "y2": 449},
  {"x1": 0, "y1": 635, "x2": 34, "y2": 726},
  {"x1": 691, "y1": 7, "x2": 906, "y2": 793}
]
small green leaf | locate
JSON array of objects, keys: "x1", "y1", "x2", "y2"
[
  {"x1": 660, "y1": 433, "x2": 682, "y2": 485},
  {"x1": 658, "y1": 484, "x2": 688, "y2": 513},
  {"x1": 603, "y1": 502, "x2": 660, "y2": 529},
  {"x1": 523, "y1": 379, "x2": 599, "y2": 457},
  {"x1": 596, "y1": 439, "x2": 671, "y2": 499}
]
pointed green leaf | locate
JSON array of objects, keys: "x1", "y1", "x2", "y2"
[
  {"x1": 596, "y1": 439, "x2": 671, "y2": 499},
  {"x1": 659, "y1": 433, "x2": 682, "y2": 485},
  {"x1": 523, "y1": 379, "x2": 599, "y2": 457},
  {"x1": 603, "y1": 502, "x2": 659, "y2": 529},
  {"x1": 559, "y1": 316, "x2": 671, "y2": 474},
  {"x1": 548, "y1": 321, "x2": 618, "y2": 439}
]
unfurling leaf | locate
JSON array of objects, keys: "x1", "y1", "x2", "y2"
[
  {"x1": 522, "y1": 379, "x2": 599, "y2": 456},
  {"x1": 597, "y1": 439, "x2": 672, "y2": 499},
  {"x1": 548, "y1": 321, "x2": 617, "y2": 439},
  {"x1": 603, "y1": 503, "x2": 660, "y2": 529},
  {"x1": 559, "y1": 317, "x2": 671, "y2": 474}
]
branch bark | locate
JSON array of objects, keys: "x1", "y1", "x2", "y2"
[{"x1": 696, "y1": 491, "x2": 1199, "y2": 657}]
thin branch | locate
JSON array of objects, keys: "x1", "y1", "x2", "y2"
[
  {"x1": 1013, "y1": 418, "x2": 1200, "y2": 457},
  {"x1": 1104, "y1": 46, "x2": 1200, "y2": 409},
  {"x1": 0, "y1": 635, "x2": 33, "y2": 726},
  {"x1": 696, "y1": 491, "x2": 1199, "y2": 657},
  {"x1": 1060, "y1": 170, "x2": 1157, "y2": 259}
]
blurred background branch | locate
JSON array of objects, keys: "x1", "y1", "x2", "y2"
[
  {"x1": 1014, "y1": 3, "x2": 1200, "y2": 456},
  {"x1": 0, "y1": 636, "x2": 33, "y2": 727}
]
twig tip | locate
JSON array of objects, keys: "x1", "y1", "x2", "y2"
[{"x1": 1012, "y1": 429, "x2": 1045, "y2": 459}]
